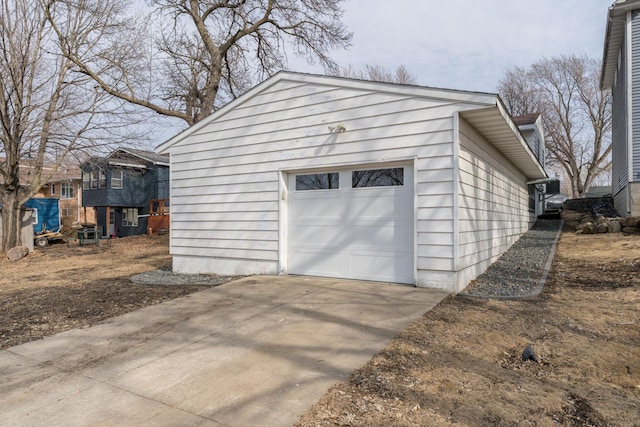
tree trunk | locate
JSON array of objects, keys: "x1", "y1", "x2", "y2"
[{"x1": 0, "y1": 193, "x2": 21, "y2": 252}]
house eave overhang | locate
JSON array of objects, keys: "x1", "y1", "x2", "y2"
[
  {"x1": 459, "y1": 101, "x2": 547, "y2": 180},
  {"x1": 601, "y1": 0, "x2": 640, "y2": 89},
  {"x1": 108, "y1": 160, "x2": 148, "y2": 169},
  {"x1": 108, "y1": 148, "x2": 169, "y2": 167}
]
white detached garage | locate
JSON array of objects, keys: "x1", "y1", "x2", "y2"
[{"x1": 157, "y1": 72, "x2": 546, "y2": 293}]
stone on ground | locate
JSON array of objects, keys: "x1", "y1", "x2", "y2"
[{"x1": 7, "y1": 246, "x2": 29, "y2": 261}]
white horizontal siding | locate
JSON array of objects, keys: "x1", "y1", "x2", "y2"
[
  {"x1": 170, "y1": 134, "x2": 454, "y2": 179},
  {"x1": 172, "y1": 171, "x2": 277, "y2": 188},
  {"x1": 169, "y1": 80, "x2": 464, "y2": 276},
  {"x1": 171, "y1": 201, "x2": 277, "y2": 214},
  {"x1": 171, "y1": 246, "x2": 278, "y2": 261},
  {"x1": 172, "y1": 229, "x2": 278, "y2": 241},
  {"x1": 172, "y1": 211, "x2": 276, "y2": 222},
  {"x1": 455, "y1": 117, "x2": 532, "y2": 292},
  {"x1": 413, "y1": 148, "x2": 456, "y2": 287},
  {"x1": 171, "y1": 220, "x2": 278, "y2": 231}
]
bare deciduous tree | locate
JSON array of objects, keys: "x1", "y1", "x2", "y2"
[
  {"x1": 47, "y1": 0, "x2": 353, "y2": 126},
  {"x1": 336, "y1": 64, "x2": 417, "y2": 85},
  {"x1": 0, "y1": 0, "x2": 142, "y2": 251},
  {"x1": 497, "y1": 55, "x2": 612, "y2": 198}
]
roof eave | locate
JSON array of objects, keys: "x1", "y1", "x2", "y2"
[
  {"x1": 601, "y1": 1, "x2": 640, "y2": 89},
  {"x1": 108, "y1": 147, "x2": 169, "y2": 166},
  {"x1": 459, "y1": 101, "x2": 547, "y2": 180}
]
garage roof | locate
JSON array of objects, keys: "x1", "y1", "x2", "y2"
[{"x1": 157, "y1": 72, "x2": 546, "y2": 179}]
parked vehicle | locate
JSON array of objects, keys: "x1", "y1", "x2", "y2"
[
  {"x1": 545, "y1": 193, "x2": 568, "y2": 211},
  {"x1": 23, "y1": 198, "x2": 65, "y2": 247}
]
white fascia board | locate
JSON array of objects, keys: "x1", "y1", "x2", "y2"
[{"x1": 287, "y1": 72, "x2": 499, "y2": 106}]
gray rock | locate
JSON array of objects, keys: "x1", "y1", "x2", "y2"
[
  {"x1": 522, "y1": 344, "x2": 540, "y2": 363},
  {"x1": 622, "y1": 226, "x2": 638, "y2": 234},
  {"x1": 7, "y1": 246, "x2": 29, "y2": 261},
  {"x1": 596, "y1": 216, "x2": 608, "y2": 225},
  {"x1": 608, "y1": 221, "x2": 622, "y2": 233},
  {"x1": 581, "y1": 223, "x2": 595, "y2": 234},
  {"x1": 595, "y1": 223, "x2": 609, "y2": 234}
]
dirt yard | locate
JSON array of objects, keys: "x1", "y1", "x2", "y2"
[
  {"x1": 1, "y1": 224, "x2": 639, "y2": 426},
  {"x1": 0, "y1": 234, "x2": 209, "y2": 350}
]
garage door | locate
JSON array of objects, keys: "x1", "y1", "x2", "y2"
[{"x1": 287, "y1": 164, "x2": 414, "y2": 284}]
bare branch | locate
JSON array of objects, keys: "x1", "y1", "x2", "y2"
[
  {"x1": 497, "y1": 55, "x2": 611, "y2": 198},
  {"x1": 0, "y1": 0, "x2": 151, "y2": 251},
  {"x1": 334, "y1": 64, "x2": 418, "y2": 85},
  {"x1": 48, "y1": 0, "x2": 352, "y2": 125}
]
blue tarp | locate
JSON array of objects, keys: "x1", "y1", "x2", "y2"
[{"x1": 23, "y1": 198, "x2": 61, "y2": 234}]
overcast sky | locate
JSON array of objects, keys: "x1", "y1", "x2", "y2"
[
  {"x1": 154, "y1": 1, "x2": 614, "y2": 143},
  {"x1": 292, "y1": 0, "x2": 613, "y2": 94}
]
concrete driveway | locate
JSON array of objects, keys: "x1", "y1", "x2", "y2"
[{"x1": 0, "y1": 275, "x2": 449, "y2": 426}]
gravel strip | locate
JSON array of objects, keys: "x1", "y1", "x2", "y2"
[
  {"x1": 130, "y1": 265, "x2": 242, "y2": 286},
  {"x1": 458, "y1": 219, "x2": 563, "y2": 299}
]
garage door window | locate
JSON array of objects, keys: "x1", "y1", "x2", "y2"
[
  {"x1": 352, "y1": 168, "x2": 404, "y2": 187},
  {"x1": 296, "y1": 172, "x2": 339, "y2": 190}
]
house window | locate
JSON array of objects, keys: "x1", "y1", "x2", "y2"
[
  {"x1": 352, "y1": 168, "x2": 404, "y2": 188},
  {"x1": 50, "y1": 184, "x2": 56, "y2": 195},
  {"x1": 83, "y1": 172, "x2": 90, "y2": 190},
  {"x1": 295, "y1": 173, "x2": 339, "y2": 190},
  {"x1": 61, "y1": 182, "x2": 74, "y2": 199},
  {"x1": 90, "y1": 170, "x2": 98, "y2": 189},
  {"x1": 111, "y1": 170, "x2": 123, "y2": 189},
  {"x1": 122, "y1": 208, "x2": 139, "y2": 227},
  {"x1": 99, "y1": 170, "x2": 106, "y2": 189}
]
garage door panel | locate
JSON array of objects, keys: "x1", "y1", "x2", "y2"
[
  {"x1": 350, "y1": 250, "x2": 414, "y2": 283},
  {"x1": 288, "y1": 164, "x2": 414, "y2": 284},
  {"x1": 350, "y1": 223, "x2": 413, "y2": 249},
  {"x1": 289, "y1": 249, "x2": 346, "y2": 278},
  {"x1": 290, "y1": 194, "x2": 344, "y2": 219},
  {"x1": 349, "y1": 193, "x2": 412, "y2": 218},
  {"x1": 290, "y1": 223, "x2": 347, "y2": 246}
]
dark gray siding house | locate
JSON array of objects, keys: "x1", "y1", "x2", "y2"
[
  {"x1": 602, "y1": 0, "x2": 640, "y2": 216},
  {"x1": 81, "y1": 148, "x2": 170, "y2": 237}
]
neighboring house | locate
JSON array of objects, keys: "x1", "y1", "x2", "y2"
[
  {"x1": 157, "y1": 72, "x2": 547, "y2": 293},
  {"x1": 602, "y1": 0, "x2": 640, "y2": 216},
  {"x1": 34, "y1": 166, "x2": 95, "y2": 229},
  {"x1": 513, "y1": 113, "x2": 546, "y2": 217},
  {"x1": 81, "y1": 148, "x2": 170, "y2": 238},
  {"x1": 0, "y1": 160, "x2": 94, "y2": 231}
]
